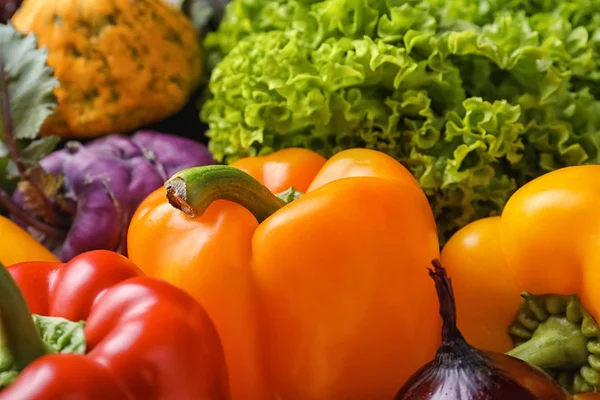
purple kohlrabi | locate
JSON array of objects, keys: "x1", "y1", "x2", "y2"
[{"x1": 15, "y1": 130, "x2": 215, "y2": 261}]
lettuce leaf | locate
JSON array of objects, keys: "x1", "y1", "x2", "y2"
[{"x1": 202, "y1": 0, "x2": 600, "y2": 242}]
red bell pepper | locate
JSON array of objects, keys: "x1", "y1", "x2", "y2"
[{"x1": 0, "y1": 250, "x2": 230, "y2": 400}]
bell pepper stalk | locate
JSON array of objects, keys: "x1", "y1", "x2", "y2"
[
  {"x1": 128, "y1": 147, "x2": 442, "y2": 400},
  {"x1": 0, "y1": 250, "x2": 230, "y2": 400},
  {"x1": 440, "y1": 165, "x2": 600, "y2": 396},
  {"x1": 0, "y1": 215, "x2": 58, "y2": 266}
]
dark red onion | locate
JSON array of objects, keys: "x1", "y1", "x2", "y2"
[{"x1": 394, "y1": 260, "x2": 572, "y2": 400}]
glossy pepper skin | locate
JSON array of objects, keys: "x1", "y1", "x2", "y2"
[
  {"x1": 0, "y1": 215, "x2": 58, "y2": 266},
  {"x1": 128, "y1": 148, "x2": 442, "y2": 400},
  {"x1": 0, "y1": 250, "x2": 230, "y2": 400},
  {"x1": 440, "y1": 165, "x2": 600, "y2": 395}
]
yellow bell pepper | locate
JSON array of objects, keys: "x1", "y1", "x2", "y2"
[{"x1": 0, "y1": 215, "x2": 58, "y2": 265}]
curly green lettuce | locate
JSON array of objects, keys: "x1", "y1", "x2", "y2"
[{"x1": 201, "y1": 0, "x2": 600, "y2": 241}]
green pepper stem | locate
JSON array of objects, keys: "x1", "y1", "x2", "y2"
[
  {"x1": 507, "y1": 316, "x2": 589, "y2": 370},
  {"x1": 164, "y1": 165, "x2": 287, "y2": 223},
  {"x1": 0, "y1": 263, "x2": 52, "y2": 371}
]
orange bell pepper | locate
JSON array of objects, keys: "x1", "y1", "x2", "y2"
[
  {"x1": 128, "y1": 148, "x2": 441, "y2": 400},
  {"x1": 0, "y1": 215, "x2": 58, "y2": 265},
  {"x1": 440, "y1": 165, "x2": 600, "y2": 396}
]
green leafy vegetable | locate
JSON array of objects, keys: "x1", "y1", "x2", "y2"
[
  {"x1": 202, "y1": 0, "x2": 600, "y2": 242},
  {"x1": 0, "y1": 23, "x2": 58, "y2": 148},
  {"x1": 0, "y1": 314, "x2": 86, "y2": 388},
  {"x1": 0, "y1": 23, "x2": 60, "y2": 186},
  {"x1": 32, "y1": 314, "x2": 86, "y2": 355},
  {"x1": 0, "y1": 23, "x2": 68, "y2": 241}
]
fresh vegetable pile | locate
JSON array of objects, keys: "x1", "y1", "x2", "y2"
[
  {"x1": 202, "y1": 0, "x2": 600, "y2": 240},
  {"x1": 14, "y1": 131, "x2": 215, "y2": 261},
  {"x1": 1, "y1": 0, "x2": 600, "y2": 399},
  {"x1": 0, "y1": 2, "x2": 217, "y2": 263}
]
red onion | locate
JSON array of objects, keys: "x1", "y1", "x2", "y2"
[{"x1": 395, "y1": 260, "x2": 571, "y2": 400}]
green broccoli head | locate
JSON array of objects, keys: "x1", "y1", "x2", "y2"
[{"x1": 201, "y1": 0, "x2": 600, "y2": 242}]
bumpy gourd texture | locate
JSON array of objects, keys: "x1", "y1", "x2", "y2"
[{"x1": 11, "y1": 0, "x2": 203, "y2": 138}]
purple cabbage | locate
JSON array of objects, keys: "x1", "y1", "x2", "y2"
[{"x1": 16, "y1": 130, "x2": 215, "y2": 261}]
